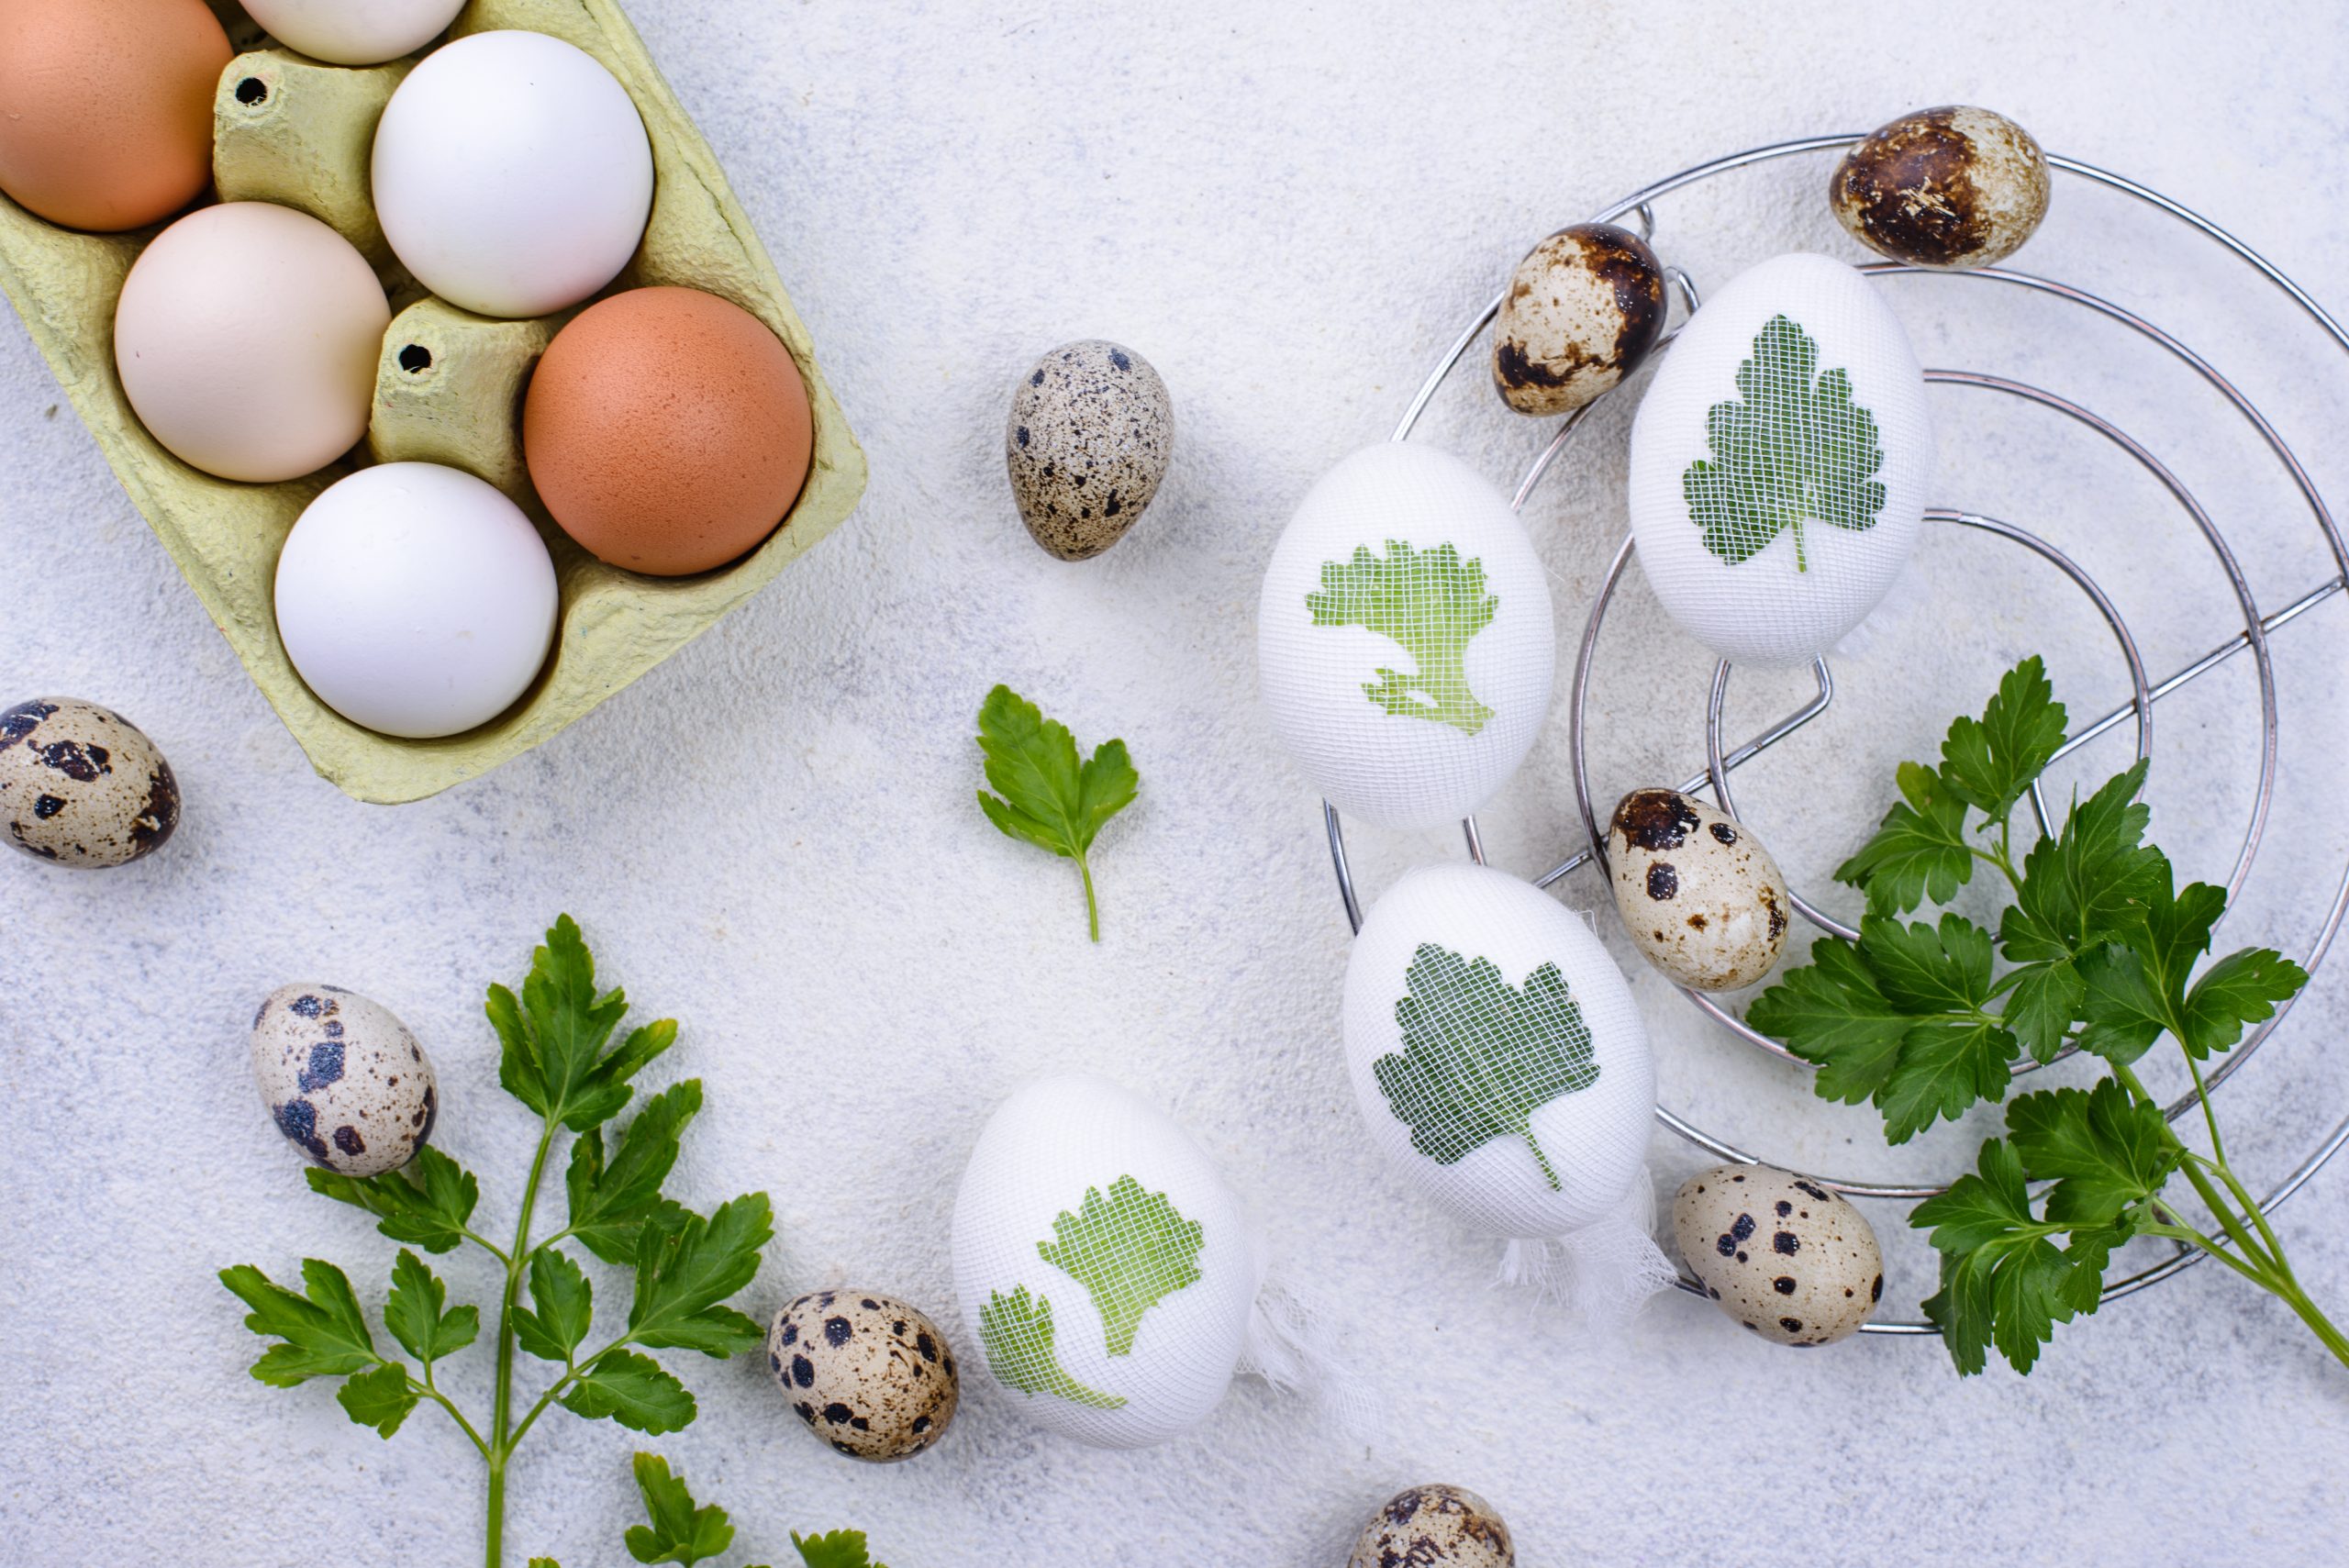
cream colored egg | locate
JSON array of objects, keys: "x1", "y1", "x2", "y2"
[
  {"x1": 1257, "y1": 443, "x2": 1555, "y2": 829},
  {"x1": 250, "y1": 984, "x2": 436, "y2": 1178},
  {"x1": 114, "y1": 202, "x2": 390, "y2": 483},
  {"x1": 1675, "y1": 1164, "x2": 1883, "y2": 1345},
  {"x1": 767, "y1": 1290, "x2": 959, "y2": 1462},
  {"x1": 1607, "y1": 789, "x2": 1790, "y2": 990},
  {"x1": 1626, "y1": 252, "x2": 1931, "y2": 667},
  {"x1": 951, "y1": 1074, "x2": 1256, "y2": 1449}
]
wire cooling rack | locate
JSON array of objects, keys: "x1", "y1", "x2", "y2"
[{"x1": 1321, "y1": 134, "x2": 2349, "y2": 1335}]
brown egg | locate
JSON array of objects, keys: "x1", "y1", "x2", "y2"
[
  {"x1": 523, "y1": 286, "x2": 814, "y2": 577},
  {"x1": 0, "y1": 0, "x2": 231, "y2": 232},
  {"x1": 1829, "y1": 106, "x2": 2050, "y2": 269}
]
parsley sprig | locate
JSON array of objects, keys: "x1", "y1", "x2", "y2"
[
  {"x1": 221, "y1": 917, "x2": 792, "y2": 1568},
  {"x1": 524, "y1": 1451, "x2": 888, "y2": 1568},
  {"x1": 1747, "y1": 658, "x2": 2348, "y2": 1375},
  {"x1": 975, "y1": 684, "x2": 1139, "y2": 941}
]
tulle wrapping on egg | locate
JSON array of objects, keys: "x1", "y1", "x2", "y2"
[
  {"x1": 1342, "y1": 863, "x2": 1675, "y2": 1327},
  {"x1": 1626, "y1": 253, "x2": 1932, "y2": 667},
  {"x1": 952, "y1": 1074, "x2": 1345, "y2": 1448},
  {"x1": 1258, "y1": 444, "x2": 1555, "y2": 828}
]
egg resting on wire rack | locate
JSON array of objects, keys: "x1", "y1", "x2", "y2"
[
  {"x1": 1258, "y1": 443, "x2": 1555, "y2": 830},
  {"x1": 1626, "y1": 252, "x2": 1932, "y2": 667},
  {"x1": 1342, "y1": 862, "x2": 1675, "y2": 1328}
]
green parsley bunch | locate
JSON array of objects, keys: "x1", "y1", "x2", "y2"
[
  {"x1": 220, "y1": 917, "x2": 782, "y2": 1568},
  {"x1": 1748, "y1": 658, "x2": 2349, "y2": 1374}
]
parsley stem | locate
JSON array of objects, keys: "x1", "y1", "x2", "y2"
[
  {"x1": 507, "y1": 1330, "x2": 633, "y2": 1451},
  {"x1": 2179, "y1": 1048, "x2": 2231, "y2": 1169},
  {"x1": 1077, "y1": 852, "x2": 1100, "y2": 942},
  {"x1": 485, "y1": 1118, "x2": 560, "y2": 1568},
  {"x1": 408, "y1": 1373, "x2": 490, "y2": 1460}
]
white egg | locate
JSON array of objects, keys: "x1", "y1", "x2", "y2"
[
  {"x1": 1258, "y1": 443, "x2": 1555, "y2": 829},
  {"x1": 243, "y1": 0, "x2": 465, "y2": 65},
  {"x1": 274, "y1": 463, "x2": 559, "y2": 739},
  {"x1": 372, "y1": 30, "x2": 653, "y2": 318},
  {"x1": 114, "y1": 202, "x2": 389, "y2": 483},
  {"x1": 251, "y1": 983, "x2": 437, "y2": 1178},
  {"x1": 1626, "y1": 252, "x2": 1932, "y2": 666},
  {"x1": 952, "y1": 1074, "x2": 1257, "y2": 1449}
]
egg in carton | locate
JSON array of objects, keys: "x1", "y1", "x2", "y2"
[{"x1": 0, "y1": 0, "x2": 865, "y2": 803}]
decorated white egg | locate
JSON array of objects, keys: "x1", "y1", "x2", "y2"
[
  {"x1": 1626, "y1": 253, "x2": 1932, "y2": 666},
  {"x1": 1258, "y1": 443, "x2": 1555, "y2": 829},
  {"x1": 1342, "y1": 862, "x2": 1674, "y2": 1324},
  {"x1": 952, "y1": 1074, "x2": 1266, "y2": 1448}
]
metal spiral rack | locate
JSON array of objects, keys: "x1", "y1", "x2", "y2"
[{"x1": 1322, "y1": 134, "x2": 2349, "y2": 1335}]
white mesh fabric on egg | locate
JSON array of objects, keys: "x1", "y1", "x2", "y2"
[
  {"x1": 1258, "y1": 443, "x2": 1556, "y2": 829},
  {"x1": 950, "y1": 1074, "x2": 1264, "y2": 1448},
  {"x1": 1626, "y1": 252, "x2": 1932, "y2": 667},
  {"x1": 1342, "y1": 863, "x2": 1675, "y2": 1328}
]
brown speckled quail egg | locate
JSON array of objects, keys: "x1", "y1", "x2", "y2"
[
  {"x1": 250, "y1": 984, "x2": 437, "y2": 1178},
  {"x1": 1350, "y1": 1485, "x2": 1514, "y2": 1568},
  {"x1": 1006, "y1": 339, "x2": 1173, "y2": 561},
  {"x1": 768, "y1": 1289, "x2": 959, "y2": 1462},
  {"x1": 0, "y1": 697, "x2": 179, "y2": 868},
  {"x1": 1609, "y1": 788, "x2": 1790, "y2": 990},
  {"x1": 1830, "y1": 106, "x2": 2050, "y2": 269},
  {"x1": 1491, "y1": 222, "x2": 1667, "y2": 417},
  {"x1": 1675, "y1": 1164, "x2": 1883, "y2": 1346}
]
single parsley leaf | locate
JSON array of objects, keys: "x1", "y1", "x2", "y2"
[
  {"x1": 975, "y1": 684, "x2": 1140, "y2": 941},
  {"x1": 1939, "y1": 655, "x2": 2067, "y2": 822},
  {"x1": 794, "y1": 1530, "x2": 884, "y2": 1568},
  {"x1": 2071, "y1": 858, "x2": 2305, "y2": 1064},
  {"x1": 1999, "y1": 759, "x2": 2161, "y2": 965},
  {"x1": 1035, "y1": 1175, "x2": 1205, "y2": 1356},
  {"x1": 978, "y1": 1285, "x2": 1125, "y2": 1408},
  {"x1": 384, "y1": 1249, "x2": 478, "y2": 1373},
  {"x1": 1834, "y1": 761, "x2": 1975, "y2": 915},
  {"x1": 1682, "y1": 313, "x2": 1885, "y2": 570},
  {"x1": 489, "y1": 914, "x2": 678, "y2": 1133},
  {"x1": 624, "y1": 1452, "x2": 734, "y2": 1566},
  {"x1": 513, "y1": 1248, "x2": 596, "y2": 1365},
  {"x1": 1374, "y1": 942, "x2": 1602, "y2": 1190},
  {"x1": 305, "y1": 1145, "x2": 481, "y2": 1255},
  {"x1": 337, "y1": 1362, "x2": 419, "y2": 1439},
  {"x1": 628, "y1": 1195, "x2": 773, "y2": 1358},
  {"x1": 2006, "y1": 1081, "x2": 2178, "y2": 1229},
  {"x1": 560, "y1": 1349, "x2": 696, "y2": 1435},
  {"x1": 1305, "y1": 539, "x2": 1497, "y2": 735},
  {"x1": 1913, "y1": 1138, "x2": 2107, "y2": 1375},
  {"x1": 566, "y1": 1079, "x2": 702, "y2": 1267},
  {"x1": 1998, "y1": 957, "x2": 2086, "y2": 1064},
  {"x1": 220, "y1": 1258, "x2": 381, "y2": 1386},
  {"x1": 1753, "y1": 917, "x2": 2012, "y2": 1142}
]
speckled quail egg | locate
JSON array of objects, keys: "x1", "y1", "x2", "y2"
[
  {"x1": 1349, "y1": 1485, "x2": 1514, "y2": 1568},
  {"x1": 1830, "y1": 106, "x2": 2049, "y2": 269},
  {"x1": 1675, "y1": 1164, "x2": 1883, "y2": 1346},
  {"x1": 1608, "y1": 789, "x2": 1790, "y2": 990},
  {"x1": 1006, "y1": 339, "x2": 1174, "y2": 561},
  {"x1": 250, "y1": 984, "x2": 437, "y2": 1178},
  {"x1": 767, "y1": 1289, "x2": 959, "y2": 1462},
  {"x1": 1491, "y1": 222, "x2": 1667, "y2": 417},
  {"x1": 0, "y1": 697, "x2": 179, "y2": 868}
]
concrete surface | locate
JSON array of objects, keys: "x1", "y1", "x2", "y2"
[{"x1": 5, "y1": 2, "x2": 2348, "y2": 1563}]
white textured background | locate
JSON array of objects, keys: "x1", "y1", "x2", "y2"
[{"x1": 6, "y1": 2, "x2": 2349, "y2": 1563}]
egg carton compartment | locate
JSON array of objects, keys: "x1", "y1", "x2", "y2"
[{"x1": 0, "y1": 0, "x2": 865, "y2": 804}]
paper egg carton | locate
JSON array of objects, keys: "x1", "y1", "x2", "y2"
[{"x1": 0, "y1": 0, "x2": 866, "y2": 804}]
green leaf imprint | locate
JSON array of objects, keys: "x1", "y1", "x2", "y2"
[
  {"x1": 1682, "y1": 314, "x2": 1885, "y2": 571},
  {"x1": 1373, "y1": 942, "x2": 1603, "y2": 1189},
  {"x1": 1307, "y1": 539, "x2": 1497, "y2": 735},
  {"x1": 1035, "y1": 1174, "x2": 1205, "y2": 1356},
  {"x1": 978, "y1": 1286, "x2": 1126, "y2": 1409}
]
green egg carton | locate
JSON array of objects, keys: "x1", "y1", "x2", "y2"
[{"x1": 0, "y1": 0, "x2": 865, "y2": 804}]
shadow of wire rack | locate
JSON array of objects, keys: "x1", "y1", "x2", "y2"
[{"x1": 1319, "y1": 134, "x2": 2349, "y2": 1336}]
